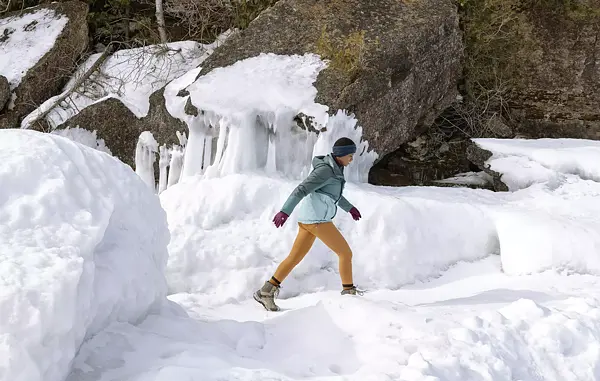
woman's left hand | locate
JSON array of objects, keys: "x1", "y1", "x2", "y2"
[{"x1": 349, "y1": 207, "x2": 361, "y2": 221}]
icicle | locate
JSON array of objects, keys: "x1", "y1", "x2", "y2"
[
  {"x1": 167, "y1": 145, "x2": 184, "y2": 188},
  {"x1": 158, "y1": 144, "x2": 169, "y2": 193},
  {"x1": 266, "y1": 134, "x2": 277, "y2": 174},
  {"x1": 176, "y1": 130, "x2": 187, "y2": 148},
  {"x1": 181, "y1": 117, "x2": 206, "y2": 179},
  {"x1": 134, "y1": 131, "x2": 158, "y2": 190},
  {"x1": 203, "y1": 135, "x2": 213, "y2": 170}
]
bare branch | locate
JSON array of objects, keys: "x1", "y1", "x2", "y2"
[{"x1": 25, "y1": 44, "x2": 115, "y2": 128}]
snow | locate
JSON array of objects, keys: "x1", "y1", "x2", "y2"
[
  {"x1": 0, "y1": 129, "x2": 169, "y2": 381},
  {"x1": 473, "y1": 137, "x2": 600, "y2": 190},
  {"x1": 159, "y1": 175, "x2": 501, "y2": 302},
  {"x1": 66, "y1": 257, "x2": 600, "y2": 381},
  {"x1": 139, "y1": 134, "x2": 600, "y2": 380},
  {"x1": 8, "y1": 48, "x2": 600, "y2": 380},
  {"x1": 434, "y1": 171, "x2": 493, "y2": 187},
  {"x1": 166, "y1": 53, "x2": 377, "y2": 182},
  {"x1": 0, "y1": 8, "x2": 68, "y2": 91},
  {"x1": 20, "y1": 37, "x2": 228, "y2": 129},
  {"x1": 51, "y1": 126, "x2": 112, "y2": 155}
]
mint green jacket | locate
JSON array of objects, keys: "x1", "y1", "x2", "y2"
[{"x1": 281, "y1": 154, "x2": 354, "y2": 224}]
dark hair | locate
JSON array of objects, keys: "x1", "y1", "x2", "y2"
[{"x1": 333, "y1": 137, "x2": 355, "y2": 147}]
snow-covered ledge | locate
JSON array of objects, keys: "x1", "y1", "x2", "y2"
[{"x1": 164, "y1": 53, "x2": 378, "y2": 183}]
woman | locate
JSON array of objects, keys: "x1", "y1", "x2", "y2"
[{"x1": 254, "y1": 137, "x2": 363, "y2": 311}]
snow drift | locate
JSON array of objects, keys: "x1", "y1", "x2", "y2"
[
  {"x1": 161, "y1": 137, "x2": 600, "y2": 304},
  {"x1": 160, "y1": 175, "x2": 502, "y2": 303},
  {"x1": 0, "y1": 130, "x2": 169, "y2": 381}
]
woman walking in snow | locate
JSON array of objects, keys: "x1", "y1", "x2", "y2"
[{"x1": 254, "y1": 137, "x2": 363, "y2": 311}]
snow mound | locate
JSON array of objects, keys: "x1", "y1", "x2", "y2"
[
  {"x1": 0, "y1": 8, "x2": 68, "y2": 91},
  {"x1": 402, "y1": 297, "x2": 600, "y2": 381},
  {"x1": 473, "y1": 138, "x2": 600, "y2": 190},
  {"x1": 0, "y1": 130, "x2": 169, "y2": 381},
  {"x1": 160, "y1": 175, "x2": 500, "y2": 303},
  {"x1": 166, "y1": 53, "x2": 377, "y2": 183},
  {"x1": 21, "y1": 37, "x2": 227, "y2": 129}
]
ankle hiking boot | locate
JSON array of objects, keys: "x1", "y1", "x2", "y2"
[
  {"x1": 254, "y1": 281, "x2": 280, "y2": 311},
  {"x1": 341, "y1": 285, "x2": 364, "y2": 296}
]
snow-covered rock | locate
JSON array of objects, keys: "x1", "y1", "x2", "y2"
[
  {"x1": 166, "y1": 52, "x2": 377, "y2": 182},
  {"x1": 473, "y1": 137, "x2": 600, "y2": 191},
  {"x1": 0, "y1": 1, "x2": 88, "y2": 129},
  {"x1": 22, "y1": 41, "x2": 210, "y2": 129},
  {"x1": 159, "y1": 174, "x2": 502, "y2": 302},
  {"x1": 21, "y1": 36, "x2": 230, "y2": 167},
  {"x1": 0, "y1": 129, "x2": 170, "y2": 381}
]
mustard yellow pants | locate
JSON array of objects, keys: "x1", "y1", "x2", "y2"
[{"x1": 273, "y1": 222, "x2": 353, "y2": 285}]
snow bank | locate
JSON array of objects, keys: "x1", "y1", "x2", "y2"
[
  {"x1": 471, "y1": 138, "x2": 600, "y2": 276},
  {"x1": 473, "y1": 138, "x2": 600, "y2": 190},
  {"x1": 166, "y1": 53, "x2": 377, "y2": 183},
  {"x1": 160, "y1": 175, "x2": 500, "y2": 303},
  {"x1": 0, "y1": 130, "x2": 169, "y2": 381},
  {"x1": 21, "y1": 38, "x2": 225, "y2": 129},
  {"x1": 0, "y1": 8, "x2": 68, "y2": 91},
  {"x1": 161, "y1": 138, "x2": 600, "y2": 301}
]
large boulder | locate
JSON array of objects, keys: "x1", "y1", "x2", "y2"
[
  {"x1": 52, "y1": 88, "x2": 186, "y2": 167},
  {"x1": 0, "y1": 75, "x2": 9, "y2": 110},
  {"x1": 508, "y1": 3, "x2": 600, "y2": 139},
  {"x1": 194, "y1": 0, "x2": 463, "y2": 159},
  {"x1": 0, "y1": 1, "x2": 88, "y2": 129}
]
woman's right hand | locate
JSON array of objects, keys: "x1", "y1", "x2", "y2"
[{"x1": 273, "y1": 211, "x2": 289, "y2": 228}]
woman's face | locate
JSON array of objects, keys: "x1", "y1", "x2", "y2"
[{"x1": 337, "y1": 153, "x2": 354, "y2": 166}]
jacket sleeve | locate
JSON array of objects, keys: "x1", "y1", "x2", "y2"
[
  {"x1": 280, "y1": 165, "x2": 332, "y2": 215},
  {"x1": 337, "y1": 195, "x2": 354, "y2": 212}
]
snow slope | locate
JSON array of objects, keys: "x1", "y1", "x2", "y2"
[
  {"x1": 0, "y1": 8, "x2": 68, "y2": 91},
  {"x1": 0, "y1": 129, "x2": 169, "y2": 381}
]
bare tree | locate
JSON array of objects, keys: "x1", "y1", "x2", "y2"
[{"x1": 155, "y1": 0, "x2": 168, "y2": 43}]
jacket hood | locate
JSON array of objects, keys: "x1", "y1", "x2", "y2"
[{"x1": 312, "y1": 154, "x2": 343, "y2": 176}]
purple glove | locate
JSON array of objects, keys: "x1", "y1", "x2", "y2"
[
  {"x1": 273, "y1": 211, "x2": 289, "y2": 228},
  {"x1": 349, "y1": 207, "x2": 361, "y2": 221}
]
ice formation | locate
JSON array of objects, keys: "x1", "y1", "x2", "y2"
[{"x1": 165, "y1": 53, "x2": 378, "y2": 182}]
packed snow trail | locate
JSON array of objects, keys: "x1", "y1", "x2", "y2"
[{"x1": 68, "y1": 256, "x2": 600, "y2": 381}]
